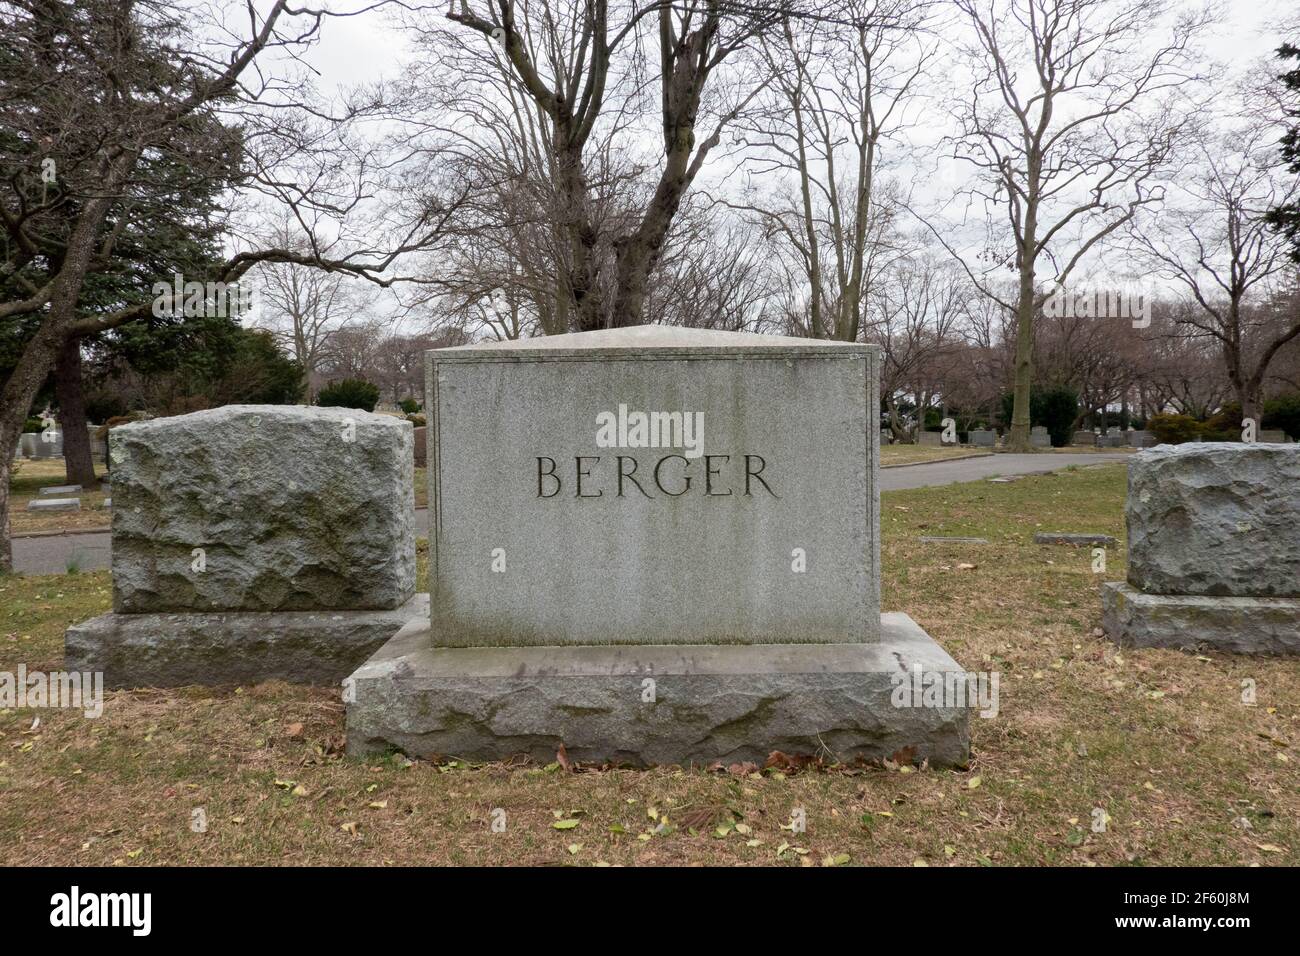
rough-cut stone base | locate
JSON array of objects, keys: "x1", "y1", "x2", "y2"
[
  {"x1": 65, "y1": 595, "x2": 428, "y2": 688},
  {"x1": 345, "y1": 613, "x2": 971, "y2": 767},
  {"x1": 1102, "y1": 583, "x2": 1300, "y2": 655}
]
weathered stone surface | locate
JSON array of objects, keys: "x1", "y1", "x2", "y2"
[
  {"x1": 1127, "y1": 443, "x2": 1300, "y2": 597},
  {"x1": 425, "y1": 326, "x2": 880, "y2": 646},
  {"x1": 1034, "y1": 532, "x2": 1116, "y2": 547},
  {"x1": 346, "y1": 612, "x2": 971, "y2": 767},
  {"x1": 969, "y1": 430, "x2": 995, "y2": 447},
  {"x1": 66, "y1": 595, "x2": 428, "y2": 687},
  {"x1": 1072, "y1": 431, "x2": 1097, "y2": 447},
  {"x1": 110, "y1": 405, "x2": 415, "y2": 613},
  {"x1": 1030, "y1": 426, "x2": 1051, "y2": 448},
  {"x1": 1102, "y1": 583, "x2": 1300, "y2": 655},
  {"x1": 28, "y1": 498, "x2": 79, "y2": 512}
]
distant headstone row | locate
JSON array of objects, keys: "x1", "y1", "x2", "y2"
[{"x1": 14, "y1": 425, "x2": 109, "y2": 461}]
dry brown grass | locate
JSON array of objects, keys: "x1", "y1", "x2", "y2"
[
  {"x1": 1, "y1": 463, "x2": 1295, "y2": 866},
  {"x1": 881, "y1": 445, "x2": 989, "y2": 466},
  {"x1": 8, "y1": 459, "x2": 112, "y2": 535}
]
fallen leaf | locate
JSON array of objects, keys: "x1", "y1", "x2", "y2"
[
  {"x1": 675, "y1": 807, "x2": 717, "y2": 831},
  {"x1": 556, "y1": 743, "x2": 574, "y2": 773}
]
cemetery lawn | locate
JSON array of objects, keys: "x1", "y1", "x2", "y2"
[
  {"x1": 880, "y1": 445, "x2": 989, "y2": 466},
  {"x1": 2, "y1": 463, "x2": 1297, "y2": 867},
  {"x1": 7, "y1": 459, "x2": 111, "y2": 535}
]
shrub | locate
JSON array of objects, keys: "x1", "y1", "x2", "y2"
[
  {"x1": 1037, "y1": 386, "x2": 1079, "y2": 447},
  {"x1": 22, "y1": 417, "x2": 44, "y2": 434},
  {"x1": 83, "y1": 390, "x2": 130, "y2": 424},
  {"x1": 399, "y1": 397, "x2": 421, "y2": 415},
  {"x1": 317, "y1": 378, "x2": 380, "y2": 412},
  {"x1": 998, "y1": 386, "x2": 1078, "y2": 446},
  {"x1": 1264, "y1": 394, "x2": 1300, "y2": 440},
  {"x1": 1147, "y1": 413, "x2": 1202, "y2": 444}
]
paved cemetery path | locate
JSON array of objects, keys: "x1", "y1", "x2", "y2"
[
  {"x1": 879, "y1": 451, "x2": 1129, "y2": 491},
  {"x1": 9, "y1": 452, "x2": 1130, "y2": 575}
]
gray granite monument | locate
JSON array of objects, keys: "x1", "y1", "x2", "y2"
[
  {"x1": 65, "y1": 405, "x2": 424, "y2": 685},
  {"x1": 1101, "y1": 442, "x2": 1300, "y2": 654},
  {"x1": 346, "y1": 327, "x2": 972, "y2": 766}
]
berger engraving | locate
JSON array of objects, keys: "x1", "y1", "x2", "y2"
[{"x1": 535, "y1": 453, "x2": 778, "y2": 498}]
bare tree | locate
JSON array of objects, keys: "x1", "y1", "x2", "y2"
[
  {"x1": 933, "y1": 0, "x2": 1209, "y2": 449},
  {"x1": 1130, "y1": 118, "x2": 1300, "y2": 423},
  {"x1": 257, "y1": 251, "x2": 365, "y2": 401},
  {"x1": 868, "y1": 253, "x2": 969, "y2": 439},
  {"x1": 1140, "y1": 301, "x2": 1233, "y2": 418},
  {"x1": 725, "y1": 1, "x2": 936, "y2": 341},
  {"x1": 422, "y1": 0, "x2": 809, "y2": 329},
  {"x1": 0, "y1": 0, "x2": 464, "y2": 571}
]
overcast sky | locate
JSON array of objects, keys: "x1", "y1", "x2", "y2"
[
  {"x1": 299, "y1": 0, "x2": 1295, "y2": 92},
  {"x1": 246, "y1": 0, "x2": 1298, "y2": 333}
]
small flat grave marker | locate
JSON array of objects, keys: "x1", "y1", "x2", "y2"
[
  {"x1": 1034, "y1": 532, "x2": 1116, "y2": 547},
  {"x1": 39, "y1": 484, "x2": 82, "y2": 496},
  {"x1": 28, "y1": 498, "x2": 80, "y2": 512}
]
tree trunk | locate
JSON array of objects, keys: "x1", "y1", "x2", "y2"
[
  {"x1": 0, "y1": 313, "x2": 72, "y2": 572},
  {"x1": 612, "y1": 241, "x2": 654, "y2": 328},
  {"x1": 557, "y1": 145, "x2": 602, "y2": 332},
  {"x1": 1240, "y1": 384, "x2": 1262, "y2": 434},
  {"x1": 55, "y1": 335, "x2": 98, "y2": 487},
  {"x1": 0, "y1": 171, "x2": 124, "y2": 572},
  {"x1": 1008, "y1": 277, "x2": 1036, "y2": 452}
]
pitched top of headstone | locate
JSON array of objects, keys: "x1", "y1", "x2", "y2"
[
  {"x1": 1135, "y1": 440, "x2": 1299, "y2": 458},
  {"x1": 111, "y1": 404, "x2": 409, "y2": 437},
  {"x1": 430, "y1": 326, "x2": 876, "y2": 361}
]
